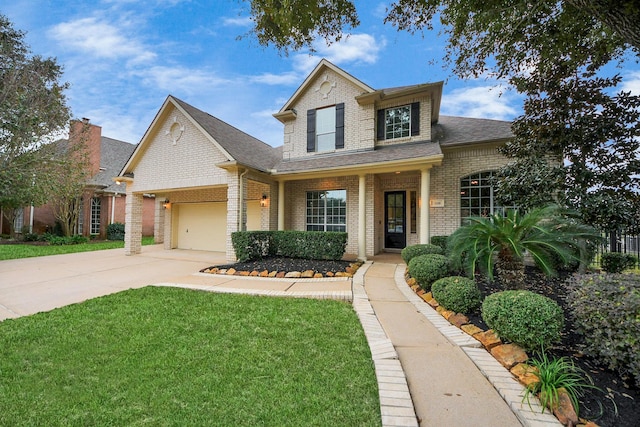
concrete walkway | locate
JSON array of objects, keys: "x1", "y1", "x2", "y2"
[{"x1": 0, "y1": 247, "x2": 559, "y2": 426}]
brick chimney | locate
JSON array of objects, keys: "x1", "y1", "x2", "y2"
[{"x1": 69, "y1": 118, "x2": 102, "y2": 176}]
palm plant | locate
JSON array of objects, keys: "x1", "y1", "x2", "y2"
[{"x1": 448, "y1": 205, "x2": 600, "y2": 289}]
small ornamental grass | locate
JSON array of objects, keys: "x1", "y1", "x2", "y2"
[
  {"x1": 482, "y1": 290, "x2": 564, "y2": 351},
  {"x1": 400, "y1": 243, "x2": 443, "y2": 264},
  {"x1": 431, "y1": 276, "x2": 482, "y2": 314},
  {"x1": 523, "y1": 350, "x2": 599, "y2": 416},
  {"x1": 408, "y1": 253, "x2": 450, "y2": 292}
]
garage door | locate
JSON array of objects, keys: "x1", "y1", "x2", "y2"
[{"x1": 175, "y1": 202, "x2": 227, "y2": 251}]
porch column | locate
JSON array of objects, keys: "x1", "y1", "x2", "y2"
[
  {"x1": 278, "y1": 180, "x2": 285, "y2": 231},
  {"x1": 420, "y1": 167, "x2": 431, "y2": 244},
  {"x1": 124, "y1": 190, "x2": 143, "y2": 255},
  {"x1": 358, "y1": 174, "x2": 367, "y2": 261},
  {"x1": 154, "y1": 196, "x2": 165, "y2": 244},
  {"x1": 226, "y1": 171, "x2": 241, "y2": 262}
]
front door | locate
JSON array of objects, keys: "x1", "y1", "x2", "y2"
[{"x1": 385, "y1": 191, "x2": 406, "y2": 249}]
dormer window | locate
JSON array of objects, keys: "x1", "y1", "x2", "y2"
[
  {"x1": 307, "y1": 103, "x2": 344, "y2": 152},
  {"x1": 377, "y1": 102, "x2": 420, "y2": 141}
]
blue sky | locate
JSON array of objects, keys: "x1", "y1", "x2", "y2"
[{"x1": 4, "y1": 1, "x2": 640, "y2": 147}]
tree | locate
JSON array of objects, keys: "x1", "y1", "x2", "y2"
[
  {"x1": 447, "y1": 206, "x2": 599, "y2": 290},
  {"x1": 0, "y1": 14, "x2": 71, "y2": 234}
]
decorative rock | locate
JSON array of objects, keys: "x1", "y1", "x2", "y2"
[
  {"x1": 475, "y1": 330, "x2": 502, "y2": 350},
  {"x1": 249, "y1": 270, "x2": 259, "y2": 276},
  {"x1": 440, "y1": 309, "x2": 455, "y2": 320},
  {"x1": 275, "y1": 272, "x2": 285, "y2": 278},
  {"x1": 424, "y1": 292, "x2": 433, "y2": 301},
  {"x1": 218, "y1": 269, "x2": 227, "y2": 275},
  {"x1": 436, "y1": 305, "x2": 446, "y2": 314},
  {"x1": 491, "y1": 343, "x2": 528, "y2": 369},
  {"x1": 448, "y1": 313, "x2": 469, "y2": 328},
  {"x1": 411, "y1": 284, "x2": 421, "y2": 292},
  {"x1": 335, "y1": 272, "x2": 352, "y2": 277},
  {"x1": 268, "y1": 271, "x2": 278, "y2": 277},
  {"x1": 510, "y1": 363, "x2": 539, "y2": 388},
  {"x1": 461, "y1": 324, "x2": 483, "y2": 336},
  {"x1": 407, "y1": 277, "x2": 417, "y2": 287},
  {"x1": 259, "y1": 270, "x2": 269, "y2": 277},
  {"x1": 552, "y1": 387, "x2": 579, "y2": 426},
  {"x1": 208, "y1": 268, "x2": 219, "y2": 274},
  {"x1": 226, "y1": 268, "x2": 236, "y2": 275},
  {"x1": 427, "y1": 299, "x2": 439, "y2": 308},
  {"x1": 420, "y1": 293, "x2": 431, "y2": 302},
  {"x1": 345, "y1": 266, "x2": 356, "y2": 274},
  {"x1": 326, "y1": 271, "x2": 334, "y2": 277},
  {"x1": 238, "y1": 271, "x2": 250, "y2": 276},
  {"x1": 285, "y1": 271, "x2": 302, "y2": 278},
  {"x1": 313, "y1": 273, "x2": 324, "y2": 278},
  {"x1": 416, "y1": 288, "x2": 426, "y2": 296},
  {"x1": 301, "y1": 270, "x2": 315, "y2": 278}
]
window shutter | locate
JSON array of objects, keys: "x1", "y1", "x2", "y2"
[
  {"x1": 307, "y1": 109, "x2": 316, "y2": 152},
  {"x1": 411, "y1": 102, "x2": 420, "y2": 136},
  {"x1": 377, "y1": 109, "x2": 385, "y2": 140},
  {"x1": 335, "y1": 103, "x2": 344, "y2": 149}
]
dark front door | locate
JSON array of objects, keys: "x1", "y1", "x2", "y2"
[{"x1": 385, "y1": 191, "x2": 406, "y2": 249}]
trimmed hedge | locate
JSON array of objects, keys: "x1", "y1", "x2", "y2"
[
  {"x1": 482, "y1": 290, "x2": 564, "y2": 351},
  {"x1": 601, "y1": 252, "x2": 638, "y2": 273},
  {"x1": 231, "y1": 231, "x2": 347, "y2": 262},
  {"x1": 430, "y1": 235, "x2": 449, "y2": 253},
  {"x1": 401, "y1": 244, "x2": 444, "y2": 264},
  {"x1": 407, "y1": 254, "x2": 450, "y2": 292},
  {"x1": 567, "y1": 273, "x2": 640, "y2": 387},
  {"x1": 46, "y1": 235, "x2": 89, "y2": 246},
  {"x1": 107, "y1": 222, "x2": 125, "y2": 241},
  {"x1": 431, "y1": 276, "x2": 482, "y2": 314}
]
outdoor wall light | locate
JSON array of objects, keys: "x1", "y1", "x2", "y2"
[
  {"x1": 163, "y1": 199, "x2": 171, "y2": 209},
  {"x1": 260, "y1": 194, "x2": 269, "y2": 208}
]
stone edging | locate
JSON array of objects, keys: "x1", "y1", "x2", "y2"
[
  {"x1": 393, "y1": 265, "x2": 562, "y2": 427},
  {"x1": 353, "y1": 262, "x2": 419, "y2": 427}
]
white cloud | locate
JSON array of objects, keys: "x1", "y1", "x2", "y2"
[
  {"x1": 441, "y1": 86, "x2": 521, "y2": 121},
  {"x1": 622, "y1": 71, "x2": 640, "y2": 95},
  {"x1": 49, "y1": 17, "x2": 155, "y2": 63},
  {"x1": 222, "y1": 16, "x2": 253, "y2": 27},
  {"x1": 133, "y1": 66, "x2": 231, "y2": 94},
  {"x1": 250, "y1": 71, "x2": 300, "y2": 86}
]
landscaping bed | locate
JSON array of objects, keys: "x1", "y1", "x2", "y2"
[
  {"x1": 467, "y1": 267, "x2": 640, "y2": 427},
  {"x1": 202, "y1": 256, "x2": 360, "y2": 278}
]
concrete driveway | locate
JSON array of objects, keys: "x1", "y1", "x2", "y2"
[{"x1": 0, "y1": 245, "x2": 225, "y2": 321}]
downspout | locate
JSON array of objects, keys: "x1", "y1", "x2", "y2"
[{"x1": 238, "y1": 169, "x2": 248, "y2": 231}]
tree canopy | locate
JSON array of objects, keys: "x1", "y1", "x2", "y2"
[{"x1": 0, "y1": 14, "x2": 71, "y2": 232}]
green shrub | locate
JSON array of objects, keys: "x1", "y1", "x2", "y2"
[
  {"x1": 231, "y1": 231, "x2": 347, "y2": 262},
  {"x1": 46, "y1": 235, "x2": 89, "y2": 246},
  {"x1": 408, "y1": 254, "x2": 450, "y2": 292},
  {"x1": 567, "y1": 273, "x2": 640, "y2": 387},
  {"x1": 22, "y1": 233, "x2": 40, "y2": 242},
  {"x1": 601, "y1": 252, "x2": 638, "y2": 273},
  {"x1": 430, "y1": 235, "x2": 449, "y2": 253},
  {"x1": 482, "y1": 290, "x2": 565, "y2": 351},
  {"x1": 401, "y1": 244, "x2": 444, "y2": 264},
  {"x1": 431, "y1": 276, "x2": 482, "y2": 314},
  {"x1": 106, "y1": 223, "x2": 125, "y2": 241}
]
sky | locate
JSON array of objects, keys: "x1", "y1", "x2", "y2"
[{"x1": 3, "y1": 0, "x2": 640, "y2": 147}]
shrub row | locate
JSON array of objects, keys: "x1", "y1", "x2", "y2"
[
  {"x1": 106, "y1": 222, "x2": 125, "y2": 241},
  {"x1": 231, "y1": 231, "x2": 347, "y2": 262},
  {"x1": 46, "y1": 235, "x2": 89, "y2": 246},
  {"x1": 601, "y1": 252, "x2": 638, "y2": 273},
  {"x1": 566, "y1": 273, "x2": 640, "y2": 387},
  {"x1": 407, "y1": 254, "x2": 449, "y2": 292},
  {"x1": 400, "y1": 244, "x2": 443, "y2": 264}
]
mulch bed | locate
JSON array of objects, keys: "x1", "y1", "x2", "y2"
[
  {"x1": 204, "y1": 256, "x2": 356, "y2": 277},
  {"x1": 467, "y1": 267, "x2": 639, "y2": 427}
]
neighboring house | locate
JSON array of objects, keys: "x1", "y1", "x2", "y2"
[
  {"x1": 1, "y1": 120, "x2": 155, "y2": 238},
  {"x1": 117, "y1": 59, "x2": 513, "y2": 261}
]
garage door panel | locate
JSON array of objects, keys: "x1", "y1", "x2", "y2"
[{"x1": 176, "y1": 202, "x2": 226, "y2": 251}]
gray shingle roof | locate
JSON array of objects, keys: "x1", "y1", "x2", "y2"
[
  {"x1": 173, "y1": 97, "x2": 280, "y2": 172},
  {"x1": 434, "y1": 116, "x2": 513, "y2": 146},
  {"x1": 90, "y1": 137, "x2": 136, "y2": 194}
]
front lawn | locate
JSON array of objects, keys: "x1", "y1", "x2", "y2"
[
  {"x1": 0, "y1": 287, "x2": 381, "y2": 426},
  {"x1": 0, "y1": 236, "x2": 155, "y2": 260}
]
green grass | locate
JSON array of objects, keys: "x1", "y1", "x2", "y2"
[
  {"x1": 0, "y1": 236, "x2": 155, "y2": 261},
  {"x1": 0, "y1": 287, "x2": 381, "y2": 426}
]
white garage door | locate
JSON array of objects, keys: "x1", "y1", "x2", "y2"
[{"x1": 175, "y1": 202, "x2": 227, "y2": 251}]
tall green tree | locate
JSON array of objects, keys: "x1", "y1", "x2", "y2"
[{"x1": 0, "y1": 14, "x2": 71, "y2": 233}]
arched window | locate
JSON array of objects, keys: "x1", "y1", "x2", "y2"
[{"x1": 460, "y1": 171, "x2": 512, "y2": 222}]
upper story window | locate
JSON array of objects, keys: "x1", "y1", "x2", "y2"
[
  {"x1": 377, "y1": 102, "x2": 420, "y2": 141},
  {"x1": 460, "y1": 171, "x2": 515, "y2": 223},
  {"x1": 307, "y1": 103, "x2": 344, "y2": 152}
]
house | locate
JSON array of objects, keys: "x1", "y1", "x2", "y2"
[
  {"x1": 1, "y1": 120, "x2": 155, "y2": 238},
  {"x1": 117, "y1": 59, "x2": 513, "y2": 261}
]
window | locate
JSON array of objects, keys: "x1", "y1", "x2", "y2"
[
  {"x1": 14, "y1": 209, "x2": 24, "y2": 232},
  {"x1": 306, "y1": 190, "x2": 346, "y2": 232},
  {"x1": 90, "y1": 197, "x2": 101, "y2": 235},
  {"x1": 78, "y1": 198, "x2": 84, "y2": 234},
  {"x1": 377, "y1": 102, "x2": 420, "y2": 141},
  {"x1": 460, "y1": 171, "x2": 514, "y2": 222},
  {"x1": 307, "y1": 103, "x2": 344, "y2": 152}
]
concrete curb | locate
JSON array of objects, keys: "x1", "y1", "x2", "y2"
[
  {"x1": 392, "y1": 265, "x2": 561, "y2": 427},
  {"x1": 353, "y1": 262, "x2": 419, "y2": 427}
]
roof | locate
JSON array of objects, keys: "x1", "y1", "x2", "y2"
[
  {"x1": 89, "y1": 137, "x2": 136, "y2": 194},
  {"x1": 172, "y1": 97, "x2": 280, "y2": 172},
  {"x1": 433, "y1": 116, "x2": 513, "y2": 146}
]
